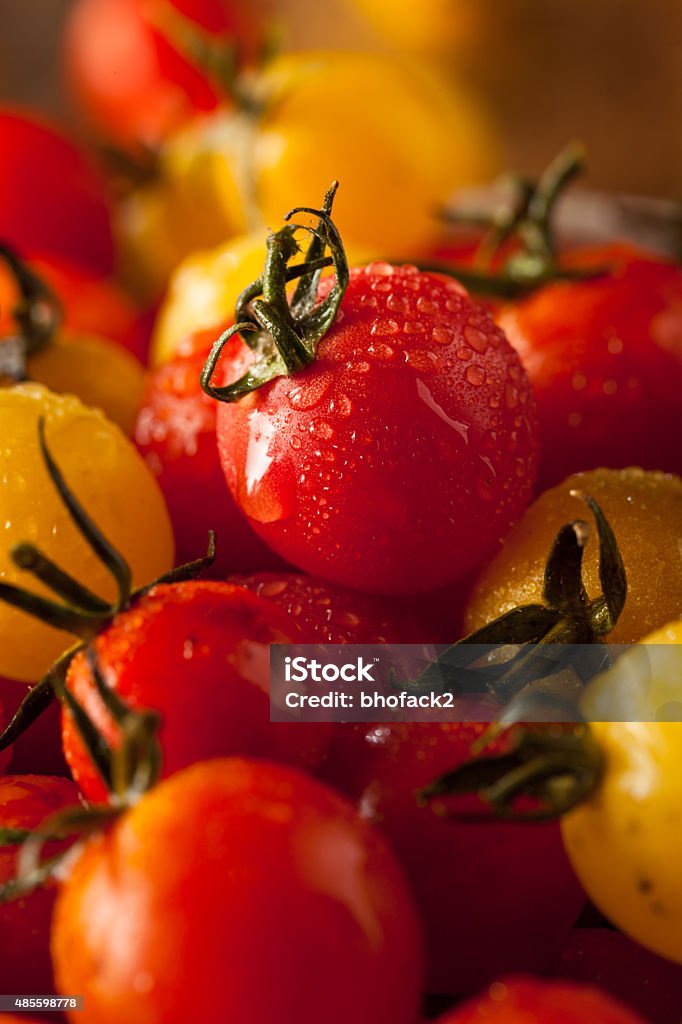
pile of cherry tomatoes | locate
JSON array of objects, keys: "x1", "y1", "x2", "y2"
[{"x1": 0, "y1": 2, "x2": 681, "y2": 1023}]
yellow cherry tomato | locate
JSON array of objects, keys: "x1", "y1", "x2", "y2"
[
  {"x1": 0, "y1": 384, "x2": 174, "y2": 682},
  {"x1": 116, "y1": 114, "x2": 252, "y2": 302},
  {"x1": 151, "y1": 233, "x2": 270, "y2": 366},
  {"x1": 562, "y1": 718, "x2": 682, "y2": 964},
  {"x1": 465, "y1": 468, "x2": 682, "y2": 644},
  {"x1": 349, "y1": 0, "x2": 485, "y2": 58},
  {"x1": 27, "y1": 332, "x2": 144, "y2": 435},
  {"x1": 118, "y1": 52, "x2": 500, "y2": 300},
  {"x1": 253, "y1": 52, "x2": 499, "y2": 260}
]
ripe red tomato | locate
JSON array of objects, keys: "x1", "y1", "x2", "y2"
[
  {"x1": 134, "y1": 330, "x2": 283, "y2": 575},
  {"x1": 436, "y1": 976, "x2": 647, "y2": 1024},
  {"x1": 215, "y1": 263, "x2": 539, "y2": 594},
  {"x1": 0, "y1": 677, "x2": 69, "y2": 777},
  {"x1": 0, "y1": 775, "x2": 81, "y2": 998},
  {"x1": 231, "y1": 571, "x2": 436, "y2": 643},
  {"x1": 0, "y1": 252, "x2": 147, "y2": 362},
  {"x1": 62, "y1": 581, "x2": 332, "y2": 802},
  {"x1": 0, "y1": 110, "x2": 114, "y2": 273},
  {"x1": 555, "y1": 929, "x2": 682, "y2": 1024},
  {"x1": 52, "y1": 758, "x2": 424, "y2": 1024},
  {"x1": 64, "y1": 0, "x2": 266, "y2": 150},
  {"x1": 499, "y1": 243, "x2": 682, "y2": 487},
  {"x1": 322, "y1": 721, "x2": 584, "y2": 994}
]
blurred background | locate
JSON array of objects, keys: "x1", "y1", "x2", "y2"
[{"x1": 1, "y1": 0, "x2": 682, "y2": 197}]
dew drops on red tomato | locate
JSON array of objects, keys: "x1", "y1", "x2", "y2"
[{"x1": 216, "y1": 263, "x2": 539, "y2": 594}]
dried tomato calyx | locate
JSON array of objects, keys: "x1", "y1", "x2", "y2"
[
  {"x1": 201, "y1": 181, "x2": 350, "y2": 403},
  {"x1": 403, "y1": 494, "x2": 627, "y2": 706},
  {"x1": 432, "y1": 142, "x2": 610, "y2": 297},
  {"x1": 420, "y1": 721, "x2": 604, "y2": 821}
]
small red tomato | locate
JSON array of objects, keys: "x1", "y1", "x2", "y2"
[
  {"x1": 52, "y1": 758, "x2": 424, "y2": 1024},
  {"x1": 62, "y1": 581, "x2": 332, "y2": 802},
  {"x1": 135, "y1": 330, "x2": 282, "y2": 575},
  {"x1": 0, "y1": 775, "x2": 81, "y2": 998},
  {"x1": 0, "y1": 110, "x2": 114, "y2": 273},
  {"x1": 64, "y1": 0, "x2": 266, "y2": 151},
  {"x1": 555, "y1": 929, "x2": 682, "y2": 1024},
  {"x1": 322, "y1": 722, "x2": 584, "y2": 994},
  {"x1": 231, "y1": 571, "x2": 436, "y2": 643},
  {"x1": 216, "y1": 263, "x2": 539, "y2": 595},
  {"x1": 499, "y1": 243, "x2": 682, "y2": 487},
  {"x1": 436, "y1": 976, "x2": 647, "y2": 1024},
  {"x1": 0, "y1": 677, "x2": 69, "y2": 777},
  {"x1": 0, "y1": 251, "x2": 148, "y2": 363}
]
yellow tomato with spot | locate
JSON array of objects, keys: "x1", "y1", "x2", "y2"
[
  {"x1": 118, "y1": 51, "x2": 500, "y2": 301},
  {"x1": 27, "y1": 333, "x2": 144, "y2": 435},
  {"x1": 561, "y1": 627, "x2": 682, "y2": 963},
  {"x1": 465, "y1": 468, "x2": 682, "y2": 644},
  {"x1": 0, "y1": 385, "x2": 174, "y2": 682}
]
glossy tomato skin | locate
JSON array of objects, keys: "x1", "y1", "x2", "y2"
[
  {"x1": 466, "y1": 468, "x2": 682, "y2": 644},
  {"x1": 0, "y1": 776, "x2": 81, "y2": 998},
  {"x1": 135, "y1": 331, "x2": 283, "y2": 575},
  {"x1": 499, "y1": 244, "x2": 682, "y2": 487},
  {"x1": 436, "y1": 976, "x2": 647, "y2": 1024},
  {"x1": 322, "y1": 721, "x2": 584, "y2": 994},
  {"x1": 231, "y1": 571, "x2": 437, "y2": 643},
  {"x1": 52, "y1": 758, "x2": 424, "y2": 1024},
  {"x1": 216, "y1": 264, "x2": 539, "y2": 595},
  {"x1": 0, "y1": 110, "x2": 113, "y2": 273},
  {"x1": 64, "y1": 0, "x2": 264, "y2": 151},
  {"x1": 62, "y1": 581, "x2": 332, "y2": 803},
  {"x1": 555, "y1": 929, "x2": 682, "y2": 1024}
]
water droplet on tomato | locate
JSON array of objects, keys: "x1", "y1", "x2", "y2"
[
  {"x1": 371, "y1": 319, "x2": 399, "y2": 337},
  {"x1": 416, "y1": 296, "x2": 438, "y2": 315},
  {"x1": 387, "y1": 293, "x2": 410, "y2": 313},
  {"x1": 329, "y1": 393, "x2": 352, "y2": 418},
  {"x1": 466, "y1": 365, "x2": 485, "y2": 387},
  {"x1": 432, "y1": 325, "x2": 453, "y2": 345},
  {"x1": 310, "y1": 420, "x2": 334, "y2": 440},
  {"x1": 288, "y1": 377, "x2": 329, "y2": 410},
  {"x1": 367, "y1": 261, "x2": 394, "y2": 277},
  {"x1": 465, "y1": 325, "x2": 488, "y2": 353}
]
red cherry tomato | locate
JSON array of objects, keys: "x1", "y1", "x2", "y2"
[
  {"x1": 231, "y1": 571, "x2": 437, "y2": 643},
  {"x1": 134, "y1": 330, "x2": 283, "y2": 575},
  {"x1": 64, "y1": 0, "x2": 265, "y2": 150},
  {"x1": 62, "y1": 581, "x2": 332, "y2": 802},
  {"x1": 0, "y1": 252, "x2": 147, "y2": 362},
  {"x1": 436, "y1": 976, "x2": 647, "y2": 1024},
  {"x1": 322, "y1": 721, "x2": 584, "y2": 994},
  {"x1": 215, "y1": 264, "x2": 539, "y2": 594},
  {"x1": 499, "y1": 243, "x2": 682, "y2": 487},
  {"x1": 0, "y1": 775, "x2": 81, "y2": 998},
  {"x1": 0, "y1": 110, "x2": 114, "y2": 273},
  {"x1": 52, "y1": 758, "x2": 424, "y2": 1024},
  {"x1": 554, "y1": 929, "x2": 682, "y2": 1024},
  {"x1": 0, "y1": 677, "x2": 70, "y2": 777}
]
